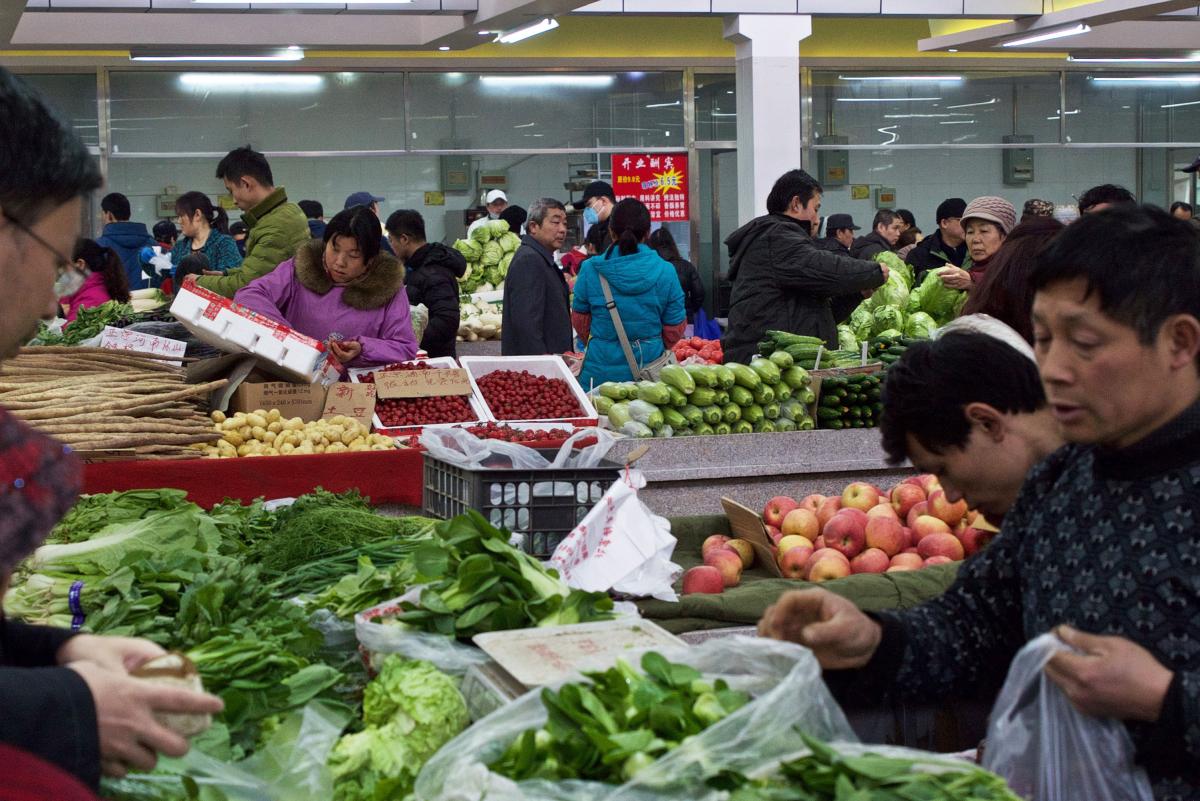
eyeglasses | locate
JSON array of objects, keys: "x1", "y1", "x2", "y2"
[{"x1": 1, "y1": 212, "x2": 74, "y2": 275}]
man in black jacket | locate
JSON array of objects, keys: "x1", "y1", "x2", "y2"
[
  {"x1": 722, "y1": 170, "x2": 887, "y2": 364},
  {"x1": 817, "y1": 213, "x2": 859, "y2": 255},
  {"x1": 905, "y1": 197, "x2": 968, "y2": 285},
  {"x1": 386, "y1": 209, "x2": 465, "y2": 359},
  {"x1": 502, "y1": 198, "x2": 572, "y2": 355},
  {"x1": 0, "y1": 67, "x2": 221, "y2": 789},
  {"x1": 849, "y1": 209, "x2": 903, "y2": 260}
]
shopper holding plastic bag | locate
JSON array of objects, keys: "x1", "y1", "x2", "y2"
[{"x1": 759, "y1": 207, "x2": 1200, "y2": 799}]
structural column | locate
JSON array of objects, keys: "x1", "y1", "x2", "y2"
[{"x1": 723, "y1": 14, "x2": 812, "y2": 225}]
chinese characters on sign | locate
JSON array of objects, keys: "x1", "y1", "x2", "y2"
[
  {"x1": 610, "y1": 153, "x2": 689, "y2": 223},
  {"x1": 322, "y1": 382, "x2": 377, "y2": 429},
  {"x1": 98, "y1": 326, "x2": 187, "y2": 366},
  {"x1": 375, "y1": 368, "x2": 473, "y2": 399}
]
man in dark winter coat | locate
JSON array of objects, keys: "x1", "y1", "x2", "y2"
[
  {"x1": 0, "y1": 67, "x2": 222, "y2": 791},
  {"x1": 816, "y1": 213, "x2": 859, "y2": 255},
  {"x1": 96, "y1": 192, "x2": 156, "y2": 291},
  {"x1": 905, "y1": 197, "x2": 968, "y2": 285},
  {"x1": 386, "y1": 209, "x2": 465, "y2": 359},
  {"x1": 849, "y1": 209, "x2": 903, "y2": 261},
  {"x1": 722, "y1": 170, "x2": 887, "y2": 364},
  {"x1": 502, "y1": 198, "x2": 573, "y2": 356}
]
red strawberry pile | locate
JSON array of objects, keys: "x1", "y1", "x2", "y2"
[
  {"x1": 673, "y1": 337, "x2": 723, "y2": 364},
  {"x1": 476, "y1": 370, "x2": 584, "y2": 421},
  {"x1": 457, "y1": 422, "x2": 574, "y2": 443},
  {"x1": 360, "y1": 363, "x2": 477, "y2": 427}
]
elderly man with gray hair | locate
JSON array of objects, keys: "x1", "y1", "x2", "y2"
[{"x1": 502, "y1": 198, "x2": 573, "y2": 356}]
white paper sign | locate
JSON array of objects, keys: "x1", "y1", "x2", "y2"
[{"x1": 98, "y1": 326, "x2": 187, "y2": 366}]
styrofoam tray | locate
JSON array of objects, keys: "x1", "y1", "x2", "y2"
[
  {"x1": 349, "y1": 357, "x2": 488, "y2": 435},
  {"x1": 459, "y1": 354, "x2": 599, "y2": 427}
]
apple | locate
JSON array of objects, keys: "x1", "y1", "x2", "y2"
[
  {"x1": 777, "y1": 535, "x2": 814, "y2": 562},
  {"x1": 909, "y1": 474, "x2": 941, "y2": 494},
  {"x1": 763, "y1": 496, "x2": 799, "y2": 528},
  {"x1": 889, "y1": 552, "x2": 924, "y2": 570},
  {"x1": 927, "y1": 490, "x2": 968, "y2": 527},
  {"x1": 781, "y1": 507, "x2": 820, "y2": 542},
  {"x1": 958, "y1": 526, "x2": 994, "y2": 557},
  {"x1": 886, "y1": 564, "x2": 919, "y2": 573},
  {"x1": 924, "y1": 555, "x2": 954, "y2": 566},
  {"x1": 866, "y1": 503, "x2": 899, "y2": 521},
  {"x1": 906, "y1": 501, "x2": 930, "y2": 530},
  {"x1": 917, "y1": 532, "x2": 965, "y2": 561},
  {"x1": 810, "y1": 547, "x2": 850, "y2": 566},
  {"x1": 778, "y1": 544, "x2": 814, "y2": 578},
  {"x1": 798, "y1": 493, "x2": 825, "y2": 513},
  {"x1": 912, "y1": 515, "x2": 953, "y2": 543},
  {"x1": 841, "y1": 481, "x2": 881, "y2": 512},
  {"x1": 850, "y1": 547, "x2": 890, "y2": 574},
  {"x1": 726, "y1": 538, "x2": 755, "y2": 568},
  {"x1": 806, "y1": 554, "x2": 851, "y2": 582},
  {"x1": 765, "y1": 524, "x2": 784, "y2": 546},
  {"x1": 864, "y1": 516, "x2": 906, "y2": 557},
  {"x1": 901, "y1": 526, "x2": 915, "y2": 549},
  {"x1": 828, "y1": 506, "x2": 868, "y2": 532},
  {"x1": 902, "y1": 546, "x2": 919, "y2": 555},
  {"x1": 823, "y1": 512, "x2": 866, "y2": 559},
  {"x1": 681, "y1": 566, "x2": 725, "y2": 594},
  {"x1": 890, "y1": 483, "x2": 927, "y2": 518},
  {"x1": 704, "y1": 548, "x2": 744, "y2": 587},
  {"x1": 813, "y1": 535, "x2": 826, "y2": 549},
  {"x1": 701, "y1": 534, "x2": 731, "y2": 557},
  {"x1": 816, "y1": 496, "x2": 842, "y2": 528}
]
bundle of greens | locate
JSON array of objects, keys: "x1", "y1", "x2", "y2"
[
  {"x1": 29, "y1": 300, "x2": 134, "y2": 345},
  {"x1": 302, "y1": 555, "x2": 418, "y2": 619},
  {"x1": 49, "y1": 489, "x2": 191, "y2": 544},
  {"x1": 491, "y1": 651, "x2": 750, "y2": 784},
  {"x1": 388, "y1": 511, "x2": 614, "y2": 638},
  {"x1": 328, "y1": 656, "x2": 469, "y2": 801}
]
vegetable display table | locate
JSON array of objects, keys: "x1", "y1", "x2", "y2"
[{"x1": 82, "y1": 447, "x2": 424, "y2": 508}]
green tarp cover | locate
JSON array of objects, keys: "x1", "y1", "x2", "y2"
[{"x1": 638, "y1": 515, "x2": 960, "y2": 634}]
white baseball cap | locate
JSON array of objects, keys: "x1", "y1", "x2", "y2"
[{"x1": 485, "y1": 189, "x2": 507, "y2": 204}]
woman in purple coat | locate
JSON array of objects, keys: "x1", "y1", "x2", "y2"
[{"x1": 235, "y1": 205, "x2": 418, "y2": 368}]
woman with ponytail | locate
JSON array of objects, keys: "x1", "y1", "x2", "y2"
[
  {"x1": 571, "y1": 198, "x2": 686, "y2": 387},
  {"x1": 59, "y1": 238, "x2": 130, "y2": 323},
  {"x1": 169, "y1": 191, "x2": 242, "y2": 280}
]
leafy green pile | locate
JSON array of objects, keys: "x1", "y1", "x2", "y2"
[
  {"x1": 260, "y1": 506, "x2": 436, "y2": 575},
  {"x1": 50, "y1": 489, "x2": 191, "y2": 545},
  {"x1": 491, "y1": 651, "x2": 750, "y2": 784},
  {"x1": 30, "y1": 299, "x2": 134, "y2": 345},
  {"x1": 839, "y1": 252, "x2": 963, "y2": 352},
  {"x1": 328, "y1": 656, "x2": 469, "y2": 801},
  {"x1": 452, "y1": 219, "x2": 518, "y2": 293},
  {"x1": 715, "y1": 733, "x2": 1022, "y2": 801},
  {"x1": 388, "y1": 511, "x2": 614, "y2": 638}
]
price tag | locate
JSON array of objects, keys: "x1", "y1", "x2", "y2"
[
  {"x1": 98, "y1": 326, "x2": 188, "y2": 366},
  {"x1": 321, "y1": 382, "x2": 377, "y2": 429},
  {"x1": 375, "y1": 368, "x2": 473, "y2": 399}
]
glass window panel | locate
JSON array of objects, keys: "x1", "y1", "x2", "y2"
[
  {"x1": 695, "y1": 73, "x2": 737, "y2": 142},
  {"x1": 810, "y1": 71, "x2": 1060, "y2": 146},
  {"x1": 407, "y1": 72, "x2": 683, "y2": 150},
  {"x1": 18, "y1": 72, "x2": 99, "y2": 149},
  {"x1": 1064, "y1": 72, "x2": 1200, "y2": 144},
  {"x1": 108, "y1": 72, "x2": 406, "y2": 153}
]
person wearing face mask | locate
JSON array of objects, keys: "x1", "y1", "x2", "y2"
[
  {"x1": 233, "y1": 205, "x2": 418, "y2": 368},
  {"x1": 937, "y1": 196, "x2": 1016, "y2": 292},
  {"x1": 466, "y1": 190, "x2": 510, "y2": 238},
  {"x1": 570, "y1": 181, "x2": 617, "y2": 254},
  {"x1": 169, "y1": 191, "x2": 242, "y2": 279},
  {"x1": 58, "y1": 239, "x2": 130, "y2": 323}
]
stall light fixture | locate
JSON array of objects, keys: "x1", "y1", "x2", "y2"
[
  {"x1": 838, "y1": 75, "x2": 962, "y2": 82},
  {"x1": 1091, "y1": 75, "x2": 1200, "y2": 84},
  {"x1": 479, "y1": 74, "x2": 612, "y2": 88},
  {"x1": 177, "y1": 73, "x2": 323, "y2": 91},
  {"x1": 494, "y1": 17, "x2": 558, "y2": 44},
  {"x1": 1162, "y1": 99, "x2": 1200, "y2": 109},
  {"x1": 193, "y1": 0, "x2": 412, "y2": 4},
  {"x1": 835, "y1": 96, "x2": 941, "y2": 102},
  {"x1": 1002, "y1": 23, "x2": 1090, "y2": 47},
  {"x1": 645, "y1": 100, "x2": 681, "y2": 108},
  {"x1": 1069, "y1": 55, "x2": 1200, "y2": 63},
  {"x1": 132, "y1": 46, "x2": 303, "y2": 62},
  {"x1": 939, "y1": 120, "x2": 975, "y2": 125},
  {"x1": 946, "y1": 97, "x2": 998, "y2": 109},
  {"x1": 438, "y1": 46, "x2": 450, "y2": 51}
]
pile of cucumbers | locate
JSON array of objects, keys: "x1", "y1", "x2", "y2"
[
  {"x1": 590, "y1": 354, "x2": 816, "y2": 438},
  {"x1": 869, "y1": 333, "x2": 923, "y2": 368},
  {"x1": 816, "y1": 372, "x2": 883, "y2": 430}
]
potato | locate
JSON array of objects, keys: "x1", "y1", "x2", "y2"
[
  {"x1": 340, "y1": 429, "x2": 358, "y2": 446},
  {"x1": 237, "y1": 425, "x2": 252, "y2": 440},
  {"x1": 223, "y1": 431, "x2": 244, "y2": 447},
  {"x1": 326, "y1": 441, "x2": 347, "y2": 454},
  {"x1": 248, "y1": 425, "x2": 266, "y2": 441},
  {"x1": 216, "y1": 440, "x2": 237, "y2": 457},
  {"x1": 280, "y1": 442, "x2": 295, "y2": 454},
  {"x1": 210, "y1": 410, "x2": 226, "y2": 424},
  {"x1": 286, "y1": 417, "x2": 305, "y2": 430},
  {"x1": 262, "y1": 431, "x2": 277, "y2": 445},
  {"x1": 267, "y1": 421, "x2": 283, "y2": 434},
  {"x1": 266, "y1": 409, "x2": 282, "y2": 423},
  {"x1": 221, "y1": 418, "x2": 241, "y2": 431},
  {"x1": 245, "y1": 413, "x2": 268, "y2": 429}
]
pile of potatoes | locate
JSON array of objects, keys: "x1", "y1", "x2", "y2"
[{"x1": 198, "y1": 409, "x2": 399, "y2": 458}]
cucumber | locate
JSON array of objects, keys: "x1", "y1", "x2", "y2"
[
  {"x1": 817, "y1": 406, "x2": 842, "y2": 422},
  {"x1": 768, "y1": 350, "x2": 794, "y2": 370},
  {"x1": 721, "y1": 403, "x2": 742, "y2": 424},
  {"x1": 714, "y1": 422, "x2": 732, "y2": 436},
  {"x1": 690, "y1": 387, "x2": 717, "y2": 407},
  {"x1": 666, "y1": 385, "x2": 688, "y2": 409},
  {"x1": 728, "y1": 363, "x2": 761, "y2": 391},
  {"x1": 729, "y1": 386, "x2": 755, "y2": 407},
  {"x1": 781, "y1": 366, "x2": 811, "y2": 390},
  {"x1": 732, "y1": 420, "x2": 754, "y2": 435},
  {"x1": 659, "y1": 364, "x2": 695, "y2": 395},
  {"x1": 751, "y1": 383, "x2": 776, "y2": 405},
  {"x1": 608, "y1": 402, "x2": 633, "y2": 428},
  {"x1": 681, "y1": 404, "x2": 704, "y2": 428},
  {"x1": 635, "y1": 381, "x2": 672, "y2": 406},
  {"x1": 684, "y1": 364, "x2": 717, "y2": 388},
  {"x1": 749, "y1": 357, "x2": 782, "y2": 386},
  {"x1": 661, "y1": 407, "x2": 687, "y2": 430},
  {"x1": 712, "y1": 365, "x2": 736, "y2": 390},
  {"x1": 593, "y1": 395, "x2": 614, "y2": 415},
  {"x1": 701, "y1": 405, "x2": 723, "y2": 425}
]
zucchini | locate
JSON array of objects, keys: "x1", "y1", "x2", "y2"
[
  {"x1": 659, "y1": 364, "x2": 695, "y2": 395},
  {"x1": 628, "y1": 399, "x2": 664, "y2": 430},
  {"x1": 775, "y1": 385, "x2": 793, "y2": 403},
  {"x1": 749, "y1": 357, "x2": 782, "y2": 386},
  {"x1": 674, "y1": 427, "x2": 693, "y2": 437},
  {"x1": 714, "y1": 422, "x2": 732, "y2": 436},
  {"x1": 776, "y1": 418, "x2": 797, "y2": 432},
  {"x1": 779, "y1": 398, "x2": 806, "y2": 421},
  {"x1": 690, "y1": 387, "x2": 718, "y2": 407},
  {"x1": 768, "y1": 350, "x2": 794, "y2": 370},
  {"x1": 759, "y1": 420, "x2": 777, "y2": 433},
  {"x1": 636, "y1": 381, "x2": 672, "y2": 406},
  {"x1": 729, "y1": 386, "x2": 755, "y2": 407},
  {"x1": 742, "y1": 404, "x2": 764, "y2": 424},
  {"x1": 714, "y1": 390, "x2": 731, "y2": 406},
  {"x1": 751, "y1": 383, "x2": 776, "y2": 405},
  {"x1": 712, "y1": 365, "x2": 736, "y2": 389},
  {"x1": 661, "y1": 407, "x2": 687, "y2": 430},
  {"x1": 799, "y1": 417, "x2": 815, "y2": 431},
  {"x1": 684, "y1": 364, "x2": 717, "y2": 388},
  {"x1": 666, "y1": 385, "x2": 688, "y2": 409},
  {"x1": 696, "y1": 422, "x2": 715, "y2": 436},
  {"x1": 781, "y1": 366, "x2": 811, "y2": 390},
  {"x1": 608, "y1": 402, "x2": 633, "y2": 428},
  {"x1": 701, "y1": 405, "x2": 723, "y2": 425},
  {"x1": 732, "y1": 420, "x2": 754, "y2": 435},
  {"x1": 800, "y1": 389, "x2": 816, "y2": 405},
  {"x1": 681, "y1": 404, "x2": 705, "y2": 428},
  {"x1": 598, "y1": 382, "x2": 632, "y2": 400},
  {"x1": 763, "y1": 402, "x2": 780, "y2": 420},
  {"x1": 721, "y1": 403, "x2": 742, "y2": 424},
  {"x1": 593, "y1": 395, "x2": 614, "y2": 415},
  {"x1": 728, "y1": 363, "x2": 761, "y2": 390},
  {"x1": 620, "y1": 421, "x2": 654, "y2": 438}
]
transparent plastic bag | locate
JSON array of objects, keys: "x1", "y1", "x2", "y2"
[
  {"x1": 420, "y1": 426, "x2": 617, "y2": 471},
  {"x1": 355, "y1": 589, "x2": 490, "y2": 676},
  {"x1": 414, "y1": 636, "x2": 856, "y2": 801},
  {"x1": 983, "y1": 632, "x2": 1155, "y2": 801}
]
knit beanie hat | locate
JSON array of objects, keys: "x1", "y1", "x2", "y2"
[
  {"x1": 1023, "y1": 199, "x2": 1055, "y2": 218},
  {"x1": 935, "y1": 198, "x2": 967, "y2": 224},
  {"x1": 962, "y1": 196, "x2": 1017, "y2": 236}
]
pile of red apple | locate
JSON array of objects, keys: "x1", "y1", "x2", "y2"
[{"x1": 681, "y1": 475, "x2": 994, "y2": 595}]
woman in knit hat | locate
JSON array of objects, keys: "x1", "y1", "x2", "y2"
[{"x1": 935, "y1": 196, "x2": 1016, "y2": 292}]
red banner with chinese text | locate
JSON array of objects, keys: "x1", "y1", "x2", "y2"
[{"x1": 610, "y1": 153, "x2": 689, "y2": 222}]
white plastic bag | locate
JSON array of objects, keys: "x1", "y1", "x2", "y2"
[
  {"x1": 354, "y1": 588, "x2": 491, "y2": 676},
  {"x1": 414, "y1": 636, "x2": 857, "y2": 801},
  {"x1": 549, "y1": 469, "x2": 681, "y2": 602},
  {"x1": 983, "y1": 632, "x2": 1155, "y2": 801},
  {"x1": 420, "y1": 427, "x2": 617, "y2": 471}
]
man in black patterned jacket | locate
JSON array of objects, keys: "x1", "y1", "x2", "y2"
[{"x1": 760, "y1": 205, "x2": 1200, "y2": 800}]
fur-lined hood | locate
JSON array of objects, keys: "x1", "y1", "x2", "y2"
[{"x1": 292, "y1": 239, "x2": 404, "y2": 310}]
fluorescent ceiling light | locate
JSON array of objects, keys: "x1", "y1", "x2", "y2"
[
  {"x1": 1002, "y1": 23, "x2": 1090, "y2": 47},
  {"x1": 939, "y1": 120, "x2": 975, "y2": 125},
  {"x1": 178, "y1": 73, "x2": 323, "y2": 91},
  {"x1": 836, "y1": 97, "x2": 941, "y2": 102},
  {"x1": 438, "y1": 46, "x2": 450, "y2": 51},
  {"x1": 494, "y1": 17, "x2": 558, "y2": 44},
  {"x1": 1046, "y1": 109, "x2": 1081, "y2": 120},
  {"x1": 883, "y1": 112, "x2": 972, "y2": 119},
  {"x1": 1091, "y1": 75, "x2": 1200, "y2": 84},
  {"x1": 132, "y1": 46, "x2": 303, "y2": 62},
  {"x1": 194, "y1": 0, "x2": 411, "y2": 4},
  {"x1": 838, "y1": 75, "x2": 962, "y2": 82},
  {"x1": 946, "y1": 97, "x2": 998, "y2": 109},
  {"x1": 479, "y1": 74, "x2": 612, "y2": 88},
  {"x1": 645, "y1": 100, "x2": 681, "y2": 108},
  {"x1": 1069, "y1": 55, "x2": 1200, "y2": 63},
  {"x1": 1162, "y1": 99, "x2": 1200, "y2": 109}
]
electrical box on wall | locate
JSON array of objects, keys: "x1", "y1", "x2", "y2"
[
  {"x1": 1003, "y1": 134, "x2": 1035, "y2": 185},
  {"x1": 817, "y1": 135, "x2": 849, "y2": 187},
  {"x1": 440, "y1": 155, "x2": 471, "y2": 193},
  {"x1": 874, "y1": 186, "x2": 897, "y2": 210},
  {"x1": 479, "y1": 171, "x2": 508, "y2": 193}
]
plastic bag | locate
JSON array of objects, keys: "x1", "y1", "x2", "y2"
[
  {"x1": 693, "y1": 308, "x2": 722, "y2": 341},
  {"x1": 355, "y1": 588, "x2": 491, "y2": 676},
  {"x1": 420, "y1": 426, "x2": 617, "y2": 471},
  {"x1": 411, "y1": 303, "x2": 430, "y2": 344},
  {"x1": 414, "y1": 636, "x2": 856, "y2": 801},
  {"x1": 982, "y1": 632, "x2": 1155, "y2": 801}
]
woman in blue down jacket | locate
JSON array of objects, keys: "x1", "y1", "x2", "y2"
[{"x1": 572, "y1": 199, "x2": 685, "y2": 388}]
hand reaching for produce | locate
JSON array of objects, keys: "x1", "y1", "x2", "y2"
[
  {"x1": 57, "y1": 633, "x2": 165, "y2": 674},
  {"x1": 329, "y1": 339, "x2": 363, "y2": 365},
  {"x1": 936, "y1": 266, "x2": 973, "y2": 290},
  {"x1": 67, "y1": 659, "x2": 224, "y2": 777},
  {"x1": 1044, "y1": 625, "x2": 1174, "y2": 722},
  {"x1": 758, "y1": 588, "x2": 881, "y2": 670}
]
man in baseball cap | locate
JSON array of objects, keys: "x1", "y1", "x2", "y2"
[
  {"x1": 906, "y1": 197, "x2": 968, "y2": 284},
  {"x1": 568, "y1": 180, "x2": 617, "y2": 252},
  {"x1": 467, "y1": 189, "x2": 510, "y2": 237},
  {"x1": 1179, "y1": 153, "x2": 1200, "y2": 174},
  {"x1": 818, "y1": 213, "x2": 859, "y2": 255},
  {"x1": 344, "y1": 191, "x2": 393, "y2": 254}
]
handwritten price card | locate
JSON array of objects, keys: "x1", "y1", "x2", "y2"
[
  {"x1": 98, "y1": 326, "x2": 188, "y2": 366},
  {"x1": 321, "y1": 381, "x2": 377, "y2": 429},
  {"x1": 375, "y1": 368, "x2": 473, "y2": 399}
]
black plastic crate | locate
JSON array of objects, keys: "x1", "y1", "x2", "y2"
[{"x1": 422, "y1": 450, "x2": 623, "y2": 559}]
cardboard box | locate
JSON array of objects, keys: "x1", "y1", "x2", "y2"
[{"x1": 229, "y1": 378, "x2": 328, "y2": 422}]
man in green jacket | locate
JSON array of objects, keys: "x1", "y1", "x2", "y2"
[{"x1": 196, "y1": 146, "x2": 310, "y2": 298}]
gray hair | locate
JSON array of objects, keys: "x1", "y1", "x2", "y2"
[{"x1": 527, "y1": 197, "x2": 566, "y2": 227}]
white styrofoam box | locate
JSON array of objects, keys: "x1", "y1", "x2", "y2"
[
  {"x1": 469, "y1": 290, "x2": 504, "y2": 306},
  {"x1": 349, "y1": 357, "x2": 489, "y2": 435},
  {"x1": 459, "y1": 355, "x2": 598, "y2": 427}
]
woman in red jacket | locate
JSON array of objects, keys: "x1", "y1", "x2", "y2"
[{"x1": 58, "y1": 238, "x2": 130, "y2": 323}]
